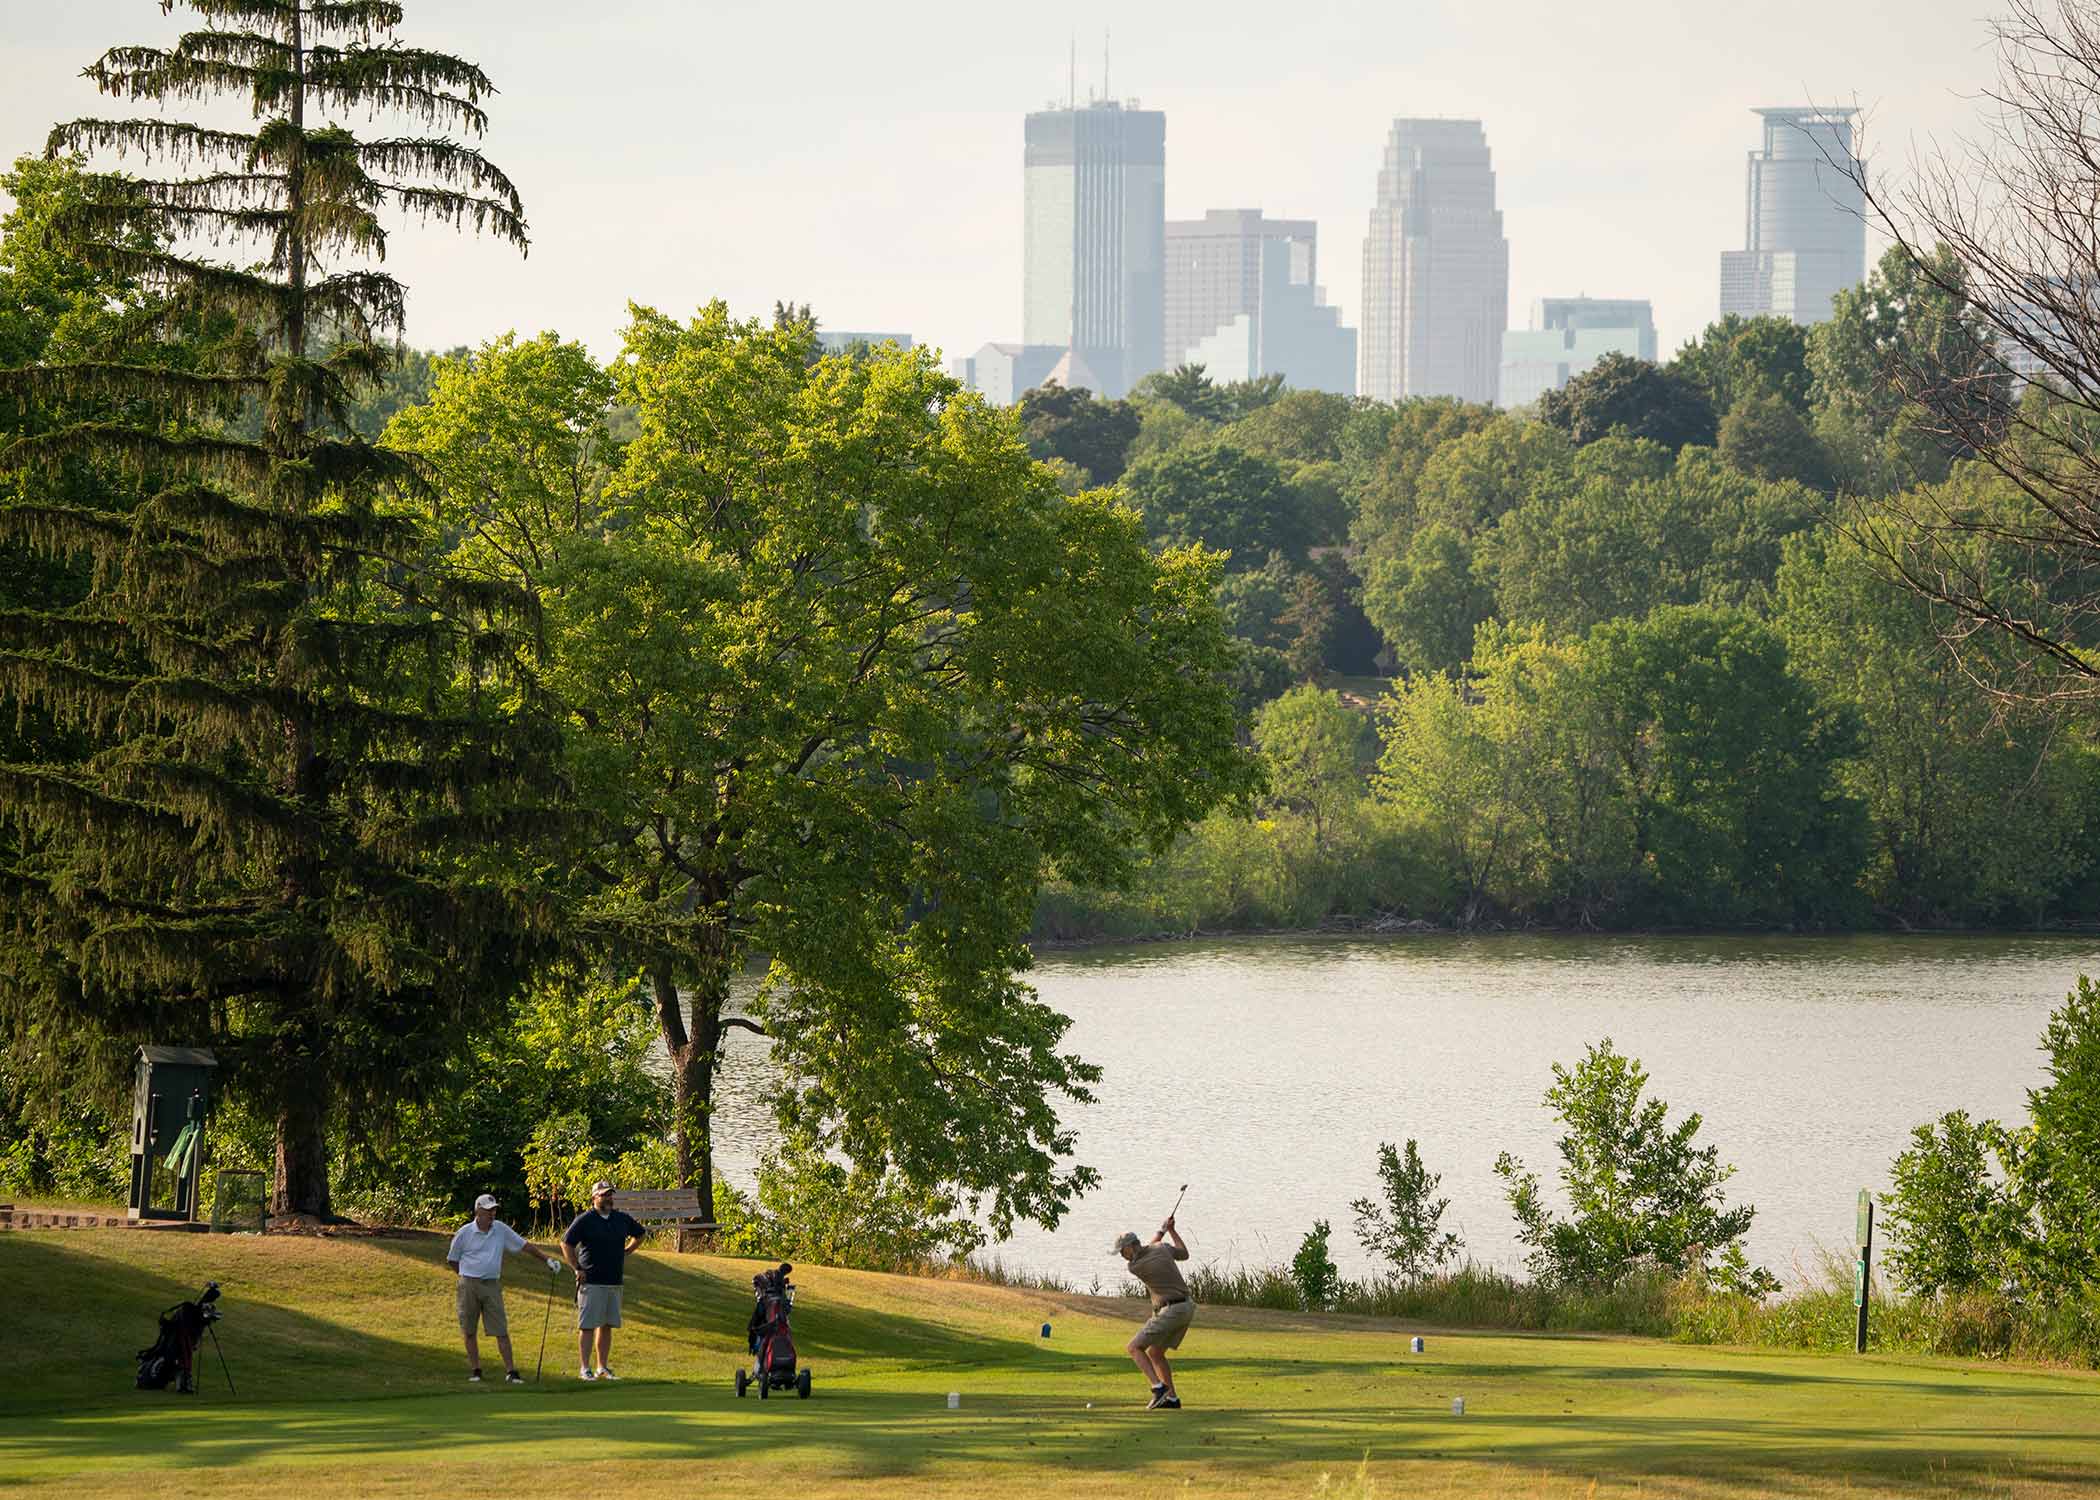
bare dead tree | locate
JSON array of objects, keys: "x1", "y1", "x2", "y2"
[{"x1": 1839, "y1": 0, "x2": 2100, "y2": 706}]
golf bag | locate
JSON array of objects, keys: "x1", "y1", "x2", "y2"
[
  {"x1": 136, "y1": 1282, "x2": 222, "y2": 1394},
  {"x1": 735, "y1": 1263, "x2": 811, "y2": 1398}
]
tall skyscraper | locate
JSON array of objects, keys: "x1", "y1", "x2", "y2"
[
  {"x1": 1164, "y1": 209, "x2": 1355, "y2": 394},
  {"x1": 1023, "y1": 99, "x2": 1166, "y2": 398},
  {"x1": 1359, "y1": 119, "x2": 1509, "y2": 403},
  {"x1": 1719, "y1": 107, "x2": 1865, "y2": 326},
  {"x1": 1500, "y1": 297, "x2": 1657, "y2": 407}
]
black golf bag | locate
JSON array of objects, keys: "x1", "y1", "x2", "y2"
[
  {"x1": 136, "y1": 1282, "x2": 222, "y2": 1394},
  {"x1": 735, "y1": 1263, "x2": 811, "y2": 1399}
]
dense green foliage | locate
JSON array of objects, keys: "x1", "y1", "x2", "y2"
[
  {"x1": 1289, "y1": 1218, "x2": 1342, "y2": 1311},
  {"x1": 1882, "y1": 1110, "x2": 2009, "y2": 1298},
  {"x1": 1538, "y1": 352, "x2": 1717, "y2": 451},
  {"x1": 0, "y1": 5, "x2": 561, "y2": 1219},
  {"x1": 1025, "y1": 244, "x2": 2100, "y2": 942},
  {"x1": 1494, "y1": 1039, "x2": 1775, "y2": 1295},
  {"x1": 0, "y1": 12, "x2": 1258, "y2": 1230},
  {"x1": 1872, "y1": 978, "x2": 2100, "y2": 1347},
  {"x1": 386, "y1": 314, "x2": 1259, "y2": 1240}
]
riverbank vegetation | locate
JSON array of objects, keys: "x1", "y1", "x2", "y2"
[{"x1": 1034, "y1": 342, "x2": 2100, "y2": 940}]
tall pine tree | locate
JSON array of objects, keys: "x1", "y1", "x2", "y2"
[{"x1": 0, "y1": 1, "x2": 558, "y2": 1216}]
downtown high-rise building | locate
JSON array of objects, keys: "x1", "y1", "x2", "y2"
[
  {"x1": 1164, "y1": 209, "x2": 1355, "y2": 394},
  {"x1": 1022, "y1": 99, "x2": 1166, "y2": 398},
  {"x1": 1719, "y1": 107, "x2": 1865, "y2": 326},
  {"x1": 1500, "y1": 297, "x2": 1657, "y2": 407},
  {"x1": 1359, "y1": 119, "x2": 1509, "y2": 403}
]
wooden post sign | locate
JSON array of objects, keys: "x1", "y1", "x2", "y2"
[{"x1": 1853, "y1": 1189, "x2": 1874, "y2": 1355}]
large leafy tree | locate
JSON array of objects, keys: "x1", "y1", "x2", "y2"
[
  {"x1": 1251, "y1": 685, "x2": 1368, "y2": 856},
  {"x1": 1121, "y1": 437, "x2": 1311, "y2": 569},
  {"x1": 1717, "y1": 391, "x2": 1832, "y2": 492},
  {"x1": 1777, "y1": 527, "x2": 2098, "y2": 925},
  {"x1": 1015, "y1": 381, "x2": 1140, "y2": 487},
  {"x1": 1669, "y1": 314, "x2": 1813, "y2": 416},
  {"x1": 0, "y1": 1, "x2": 556, "y2": 1217},
  {"x1": 1345, "y1": 396, "x2": 1498, "y2": 557},
  {"x1": 1360, "y1": 523, "x2": 1491, "y2": 676},
  {"x1": 393, "y1": 312, "x2": 1259, "y2": 1239},
  {"x1": 1582, "y1": 607, "x2": 1866, "y2": 927},
  {"x1": 1809, "y1": 244, "x2": 2007, "y2": 497},
  {"x1": 1538, "y1": 353, "x2": 1717, "y2": 453},
  {"x1": 1483, "y1": 441, "x2": 1819, "y2": 639}
]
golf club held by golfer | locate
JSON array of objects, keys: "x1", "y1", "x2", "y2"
[{"x1": 1163, "y1": 1183, "x2": 1187, "y2": 1232}]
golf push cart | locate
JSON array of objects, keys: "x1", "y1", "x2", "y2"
[{"x1": 736, "y1": 1262, "x2": 811, "y2": 1399}]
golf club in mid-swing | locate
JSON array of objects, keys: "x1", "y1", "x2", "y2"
[{"x1": 1163, "y1": 1183, "x2": 1187, "y2": 1229}]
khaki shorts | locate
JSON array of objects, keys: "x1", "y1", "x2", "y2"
[
  {"x1": 577, "y1": 1282, "x2": 624, "y2": 1329},
  {"x1": 456, "y1": 1277, "x2": 509, "y2": 1337},
  {"x1": 1135, "y1": 1297, "x2": 1194, "y2": 1350}
]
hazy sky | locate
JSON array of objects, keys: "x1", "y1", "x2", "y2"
[{"x1": 4, "y1": 0, "x2": 2006, "y2": 369}]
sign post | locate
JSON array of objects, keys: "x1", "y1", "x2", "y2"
[{"x1": 1853, "y1": 1189, "x2": 1874, "y2": 1354}]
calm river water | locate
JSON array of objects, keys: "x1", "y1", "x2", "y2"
[{"x1": 706, "y1": 934, "x2": 2099, "y2": 1289}]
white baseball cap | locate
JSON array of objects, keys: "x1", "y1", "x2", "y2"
[{"x1": 473, "y1": 1193, "x2": 499, "y2": 1211}]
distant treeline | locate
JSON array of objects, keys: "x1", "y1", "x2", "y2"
[{"x1": 1029, "y1": 246, "x2": 2100, "y2": 937}]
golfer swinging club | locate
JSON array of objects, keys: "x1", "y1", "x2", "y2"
[
  {"x1": 1114, "y1": 1207, "x2": 1193, "y2": 1410},
  {"x1": 446, "y1": 1192, "x2": 566, "y2": 1384}
]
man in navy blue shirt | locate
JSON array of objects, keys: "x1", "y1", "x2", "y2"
[{"x1": 561, "y1": 1180, "x2": 647, "y2": 1380}]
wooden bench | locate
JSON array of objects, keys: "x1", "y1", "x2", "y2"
[{"x1": 611, "y1": 1188, "x2": 716, "y2": 1231}]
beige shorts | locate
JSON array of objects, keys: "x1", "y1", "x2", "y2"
[
  {"x1": 1135, "y1": 1297, "x2": 1194, "y2": 1350},
  {"x1": 456, "y1": 1277, "x2": 509, "y2": 1337},
  {"x1": 576, "y1": 1282, "x2": 624, "y2": 1329}
]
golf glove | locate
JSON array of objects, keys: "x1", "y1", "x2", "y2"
[{"x1": 546, "y1": 1257, "x2": 564, "y2": 1274}]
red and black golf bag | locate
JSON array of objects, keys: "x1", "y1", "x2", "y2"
[
  {"x1": 135, "y1": 1282, "x2": 223, "y2": 1394},
  {"x1": 736, "y1": 1263, "x2": 811, "y2": 1398}
]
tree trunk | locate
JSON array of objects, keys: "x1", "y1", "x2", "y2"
[
  {"x1": 271, "y1": 1043, "x2": 331, "y2": 1219},
  {"x1": 652, "y1": 965, "x2": 725, "y2": 1253}
]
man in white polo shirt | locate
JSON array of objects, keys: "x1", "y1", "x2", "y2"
[{"x1": 447, "y1": 1192, "x2": 566, "y2": 1383}]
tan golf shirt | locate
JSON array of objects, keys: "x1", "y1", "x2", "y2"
[{"x1": 1127, "y1": 1242, "x2": 1191, "y2": 1307}]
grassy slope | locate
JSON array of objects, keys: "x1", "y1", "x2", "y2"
[{"x1": 3, "y1": 1228, "x2": 2096, "y2": 1499}]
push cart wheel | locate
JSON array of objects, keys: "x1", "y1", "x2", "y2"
[
  {"x1": 797, "y1": 1369, "x2": 812, "y2": 1399},
  {"x1": 759, "y1": 1373, "x2": 770, "y2": 1399},
  {"x1": 735, "y1": 1368, "x2": 748, "y2": 1397}
]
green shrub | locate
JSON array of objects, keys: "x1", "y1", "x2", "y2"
[
  {"x1": 1496, "y1": 1037, "x2": 1777, "y2": 1294},
  {"x1": 1290, "y1": 1221, "x2": 1343, "y2": 1311},
  {"x1": 721, "y1": 1140, "x2": 985, "y2": 1271},
  {"x1": 2018, "y1": 976, "x2": 2100, "y2": 1299},
  {"x1": 1351, "y1": 1139, "x2": 1462, "y2": 1282},
  {"x1": 1881, "y1": 1109, "x2": 2014, "y2": 1296},
  {"x1": 338, "y1": 969, "x2": 668, "y2": 1227},
  {"x1": 0, "y1": 1051, "x2": 125, "y2": 1202}
]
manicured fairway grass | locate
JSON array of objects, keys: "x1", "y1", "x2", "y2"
[{"x1": 2, "y1": 1228, "x2": 2095, "y2": 1498}]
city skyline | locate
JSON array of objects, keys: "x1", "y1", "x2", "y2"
[{"x1": 2, "y1": 0, "x2": 1993, "y2": 368}]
